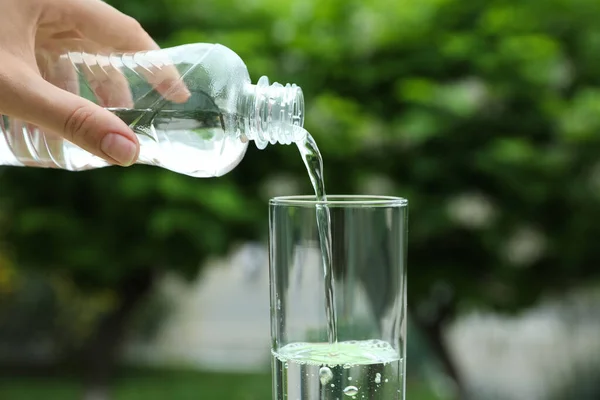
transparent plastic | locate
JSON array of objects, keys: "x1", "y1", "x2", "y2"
[{"x1": 0, "y1": 43, "x2": 305, "y2": 177}]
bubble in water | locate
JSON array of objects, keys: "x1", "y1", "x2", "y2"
[
  {"x1": 384, "y1": 378, "x2": 389, "y2": 383},
  {"x1": 284, "y1": 362, "x2": 289, "y2": 369},
  {"x1": 348, "y1": 377, "x2": 353, "y2": 381},
  {"x1": 319, "y1": 366, "x2": 333, "y2": 385},
  {"x1": 331, "y1": 384, "x2": 335, "y2": 388},
  {"x1": 374, "y1": 373, "x2": 382, "y2": 384},
  {"x1": 343, "y1": 386, "x2": 358, "y2": 396}
]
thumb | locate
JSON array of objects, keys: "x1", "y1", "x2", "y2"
[{"x1": 12, "y1": 71, "x2": 140, "y2": 167}]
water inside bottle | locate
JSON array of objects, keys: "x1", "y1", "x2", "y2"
[
  {"x1": 110, "y1": 108, "x2": 224, "y2": 135},
  {"x1": 108, "y1": 108, "x2": 247, "y2": 177}
]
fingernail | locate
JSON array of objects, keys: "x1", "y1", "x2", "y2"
[
  {"x1": 178, "y1": 85, "x2": 192, "y2": 101},
  {"x1": 100, "y1": 133, "x2": 138, "y2": 166},
  {"x1": 159, "y1": 80, "x2": 191, "y2": 103}
]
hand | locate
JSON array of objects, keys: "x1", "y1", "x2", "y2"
[{"x1": 0, "y1": 0, "x2": 187, "y2": 166}]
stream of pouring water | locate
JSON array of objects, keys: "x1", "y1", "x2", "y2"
[{"x1": 296, "y1": 130, "x2": 338, "y2": 344}]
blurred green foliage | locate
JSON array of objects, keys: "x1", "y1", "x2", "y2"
[
  {"x1": 1, "y1": 0, "x2": 600, "y2": 393},
  {"x1": 0, "y1": 0, "x2": 597, "y2": 304}
]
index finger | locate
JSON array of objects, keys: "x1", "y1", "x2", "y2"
[
  {"x1": 65, "y1": 0, "x2": 190, "y2": 103},
  {"x1": 66, "y1": 0, "x2": 158, "y2": 51}
]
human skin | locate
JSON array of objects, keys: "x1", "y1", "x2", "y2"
[{"x1": 0, "y1": 0, "x2": 189, "y2": 166}]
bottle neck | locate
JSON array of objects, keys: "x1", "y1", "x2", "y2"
[{"x1": 241, "y1": 76, "x2": 305, "y2": 149}]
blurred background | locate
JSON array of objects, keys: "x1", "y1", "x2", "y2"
[{"x1": 2, "y1": 0, "x2": 600, "y2": 399}]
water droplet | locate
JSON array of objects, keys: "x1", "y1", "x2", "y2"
[
  {"x1": 343, "y1": 386, "x2": 358, "y2": 396},
  {"x1": 348, "y1": 376, "x2": 353, "y2": 381},
  {"x1": 319, "y1": 366, "x2": 333, "y2": 385},
  {"x1": 330, "y1": 384, "x2": 335, "y2": 388},
  {"x1": 384, "y1": 378, "x2": 389, "y2": 383},
  {"x1": 374, "y1": 373, "x2": 381, "y2": 384}
]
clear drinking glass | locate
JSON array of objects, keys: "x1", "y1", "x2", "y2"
[{"x1": 269, "y1": 195, "x2": 408, "y2": 400}]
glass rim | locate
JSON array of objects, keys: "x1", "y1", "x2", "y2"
[{"x1": 269, "y1": 195, "x2": 408, "y2": 207}]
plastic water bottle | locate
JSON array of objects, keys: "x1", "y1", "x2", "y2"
[{"x1": 0, "y1": 43, "x2": 305, "y2": 177}]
